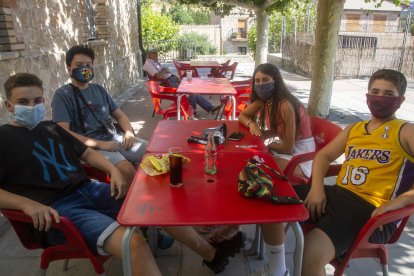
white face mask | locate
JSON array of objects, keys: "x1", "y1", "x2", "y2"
[{"x1": 8, "y1": 103, "x2": 46, "y2": 130}]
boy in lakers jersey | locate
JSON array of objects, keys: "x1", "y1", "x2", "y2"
[{"x1": 294, "y1": 69, "x2": 414, "y2": 276}]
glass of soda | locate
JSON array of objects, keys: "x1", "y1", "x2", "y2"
[{"x1": 168, "y1": 147, "x2": 183, "y2": 187}]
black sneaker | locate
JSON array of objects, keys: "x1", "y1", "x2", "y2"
[
  {"x1": 202, "y1": 246, "x2": 230, "y2": 274},
  {"x1": 210, "y1": 231, "x2": 246, "y2": 257}
]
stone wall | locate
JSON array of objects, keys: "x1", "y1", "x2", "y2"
[{"x1": 0, "y1": 0, "x2": 142, "y2": 123}]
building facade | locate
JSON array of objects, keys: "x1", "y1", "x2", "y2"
[{"x1": 0, "y1": 0, "x2": 142, "y2": 123}]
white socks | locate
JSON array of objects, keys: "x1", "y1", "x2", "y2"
[{"x1": 265, "y1": 243, "x2": 287, "y2": 276}]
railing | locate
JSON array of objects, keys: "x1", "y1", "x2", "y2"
[{"x1": 144, "y1": 40, "x2": 198, "y2": 61}]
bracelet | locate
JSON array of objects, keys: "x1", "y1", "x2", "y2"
[{"x1": 246, "y1": 119, "x2": 253, "y2": 128}]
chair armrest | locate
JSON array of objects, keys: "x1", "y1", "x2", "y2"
[
  {"x1": 348, "y1": 203, "x2": 414, "y2": 253},
  {"x1": 159, "y1": 86, "x2": 177, "y2": 94},
  {"x1": 283, "y1": 152, "x2": 316, "y2": 184}
]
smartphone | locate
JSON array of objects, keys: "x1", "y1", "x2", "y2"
[{"x1": 227, "y1": 132, "x2": 244, "y2": 141}]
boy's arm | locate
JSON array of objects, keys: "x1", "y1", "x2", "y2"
[
  {"x1": 56, "y1": 121, "x2": 120, "y2": 152},
  {"x1": 110, "y1": 108, "x2": 136, "y2": 150},
  {"x1": 0, "y1": 188, "x2": 60, "y2": 231},
  {"x1": 80, "y1": 148, "x2": 128, "y2": 199},
  {"x1": 306, "y1": 125, "x2": 351, "y2": 221}
]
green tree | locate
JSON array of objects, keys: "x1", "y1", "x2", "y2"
[
  {"x1": 170, "y1": 6, "x2": 195, "y2": 24},
  {"x1": 172, "y1": 0, "x2": 307, "y2": 66},
  {"x1": 141, "y1": 6, "x2": 180, "y2": 52},
  {"x1": 179, "y1": 32, "x2": 217, "y2": 56}
]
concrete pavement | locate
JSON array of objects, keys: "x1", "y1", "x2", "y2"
[{"x1": 1, "y1": 62, "x2": 414, "y2": 276}]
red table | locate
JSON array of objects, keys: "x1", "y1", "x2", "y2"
[
  {"x1": 176, "y1": 77, "x2": 237, "y2": 120},
  {"x1": 190, "y1": 60, "x2": 221, "y2": 68},
  {"x1": 118, "y1": 152, "x2": 308, "y2": 276},
  {"x1": 146, "y1": 120, "x2": 268, "y2": 154}
]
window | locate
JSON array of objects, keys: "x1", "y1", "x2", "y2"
[
  {"x1": 373, "y1": 14, "x2": 386, "y2": 33},
  {"x1": 346, "y1": 13, "x2": 360, "y2": 32},
  {"x1": 82, "y1": 0, "x2": 109, "y2": 41},
  {"x1": 238, "y1": 47, "x2": 247, "y2": 55},
  {"x1": 238, "y1": 19, "x2": 247, "y2": 39},
  {"x1": 339, "y1": 36, "x2": 377, "y2": 49}
]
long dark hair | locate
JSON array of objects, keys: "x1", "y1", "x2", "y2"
[{"x1": 251, "y1": 63, "x2": 301, "y2": 134}]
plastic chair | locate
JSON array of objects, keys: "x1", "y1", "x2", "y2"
[
  {"x1": 214, "y1": 62, "x2": 239, "y2": 80},
  {"x1": 173, "y1": 60, "x2": 200, "y2": 79},
  {"x1": 147, "y1": 73, "x2": 173, "y2": 87},
  {"x1": 283, "y1": 116, "x2": 343, "y2": 185},
  {"x1": 330, "y1": 203, "x2": 414, "y2": 275},
  {"x1": 0, "y1": 209, "x2": 109, "y2": 276},
  {"x1": 146, "y1": 80, "x2": 194, "y2": 120},
  {"x1": 299, "y1": 163, "x2": 414, "y2": 276},
  {"x1": 217, "y1": 79, "x2": 252, "y2": 120},
  {"x1": 208, "y1": 60, "x2": 231, "y2": 78}
]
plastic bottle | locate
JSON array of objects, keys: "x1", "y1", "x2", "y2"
[{"x1": 205, "y1": 131, "x2": 217, "y2": 174}]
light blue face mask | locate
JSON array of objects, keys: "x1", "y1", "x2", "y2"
[
  {"x1": 8, "y1": 103, "x2": 46, "y2": 130},
  {"x1": 254, "y1": 82, "x2": 275, "y2": 100}
]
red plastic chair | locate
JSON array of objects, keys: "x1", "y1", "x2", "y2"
[
  {"x1": 0, "y1": 209, "x2": 109, "y2": 276},
  {"x1": 218, "y1": 79, "x2": 252, "y2": 120},
  {"x1": 299, "y1": 163, "x2": 414, "y2": 276},
  {"x1": 208, "y1": 60, "x2": 231, "y2": 78},
  {"x1": 283, "y1": 116, "x2": 342, "y2": 185},
  {"x1": 147, "y1": 73, "x2": 173, "y2": 87},
  {"x1": 330, "y1": 203, "x2": 414, "y2": 275},
  {"x1": 214, "y1": 62, "x2": 239, "y2": 80},
  {"x1": 172, "y1": 60, "x2": 199, "y2": 79},
  {"x1": 146, "y1": 80, "x2": 194, "y2": 120}
]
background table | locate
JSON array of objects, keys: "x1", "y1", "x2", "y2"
[
  {"x1": 118, "y1": 152, "x2": 308, "y2": 276},
  {"x1": 146, "y1": 120, "x2": 268, "y2": 154},
  {"x1": 176, "y1": 77, "x2": 237, "y2": 120}
]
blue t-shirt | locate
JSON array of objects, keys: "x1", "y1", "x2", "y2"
[{"x1": 52, "y1": 83, "x2": 118, "y2": 141}]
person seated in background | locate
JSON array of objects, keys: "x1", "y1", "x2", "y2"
[
  {"x1": 51, "y1": 45, "x2": 146, "y2": 188},
  {"x1": 0, "y1": 73, "x2": 243, "y2": 275},
  {"x1": 143, "y1": 48, "x2": 220, "y2": 116},
  {"x1": 295, "y1": 69, "x2": 414, "y2": 276}
]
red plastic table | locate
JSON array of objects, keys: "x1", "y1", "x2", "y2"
[
  {"x1": 190, "y1": 60, "x2": 221, "y2": 68},
  {"x1": 176, "y1": 77, "x2": 237, "y2": 120},
  {"x1": 118, "y1": 152, "x2": 308, "y2": 276},
  {"x1": 146, "y1": 120, "x2": 268, "y2": 154}
]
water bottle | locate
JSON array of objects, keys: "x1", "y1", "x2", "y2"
[{"x1": 205, "y1": 131, "x2": 217, "y2": 174}]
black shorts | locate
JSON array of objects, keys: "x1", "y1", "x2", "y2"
[{"x1": 294, "y1": 185, "x2": 397, "y2": 258}]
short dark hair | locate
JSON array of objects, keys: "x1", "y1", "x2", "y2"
[
  {"x1": 4, "y1": 73, "x2": 43, "y2": 100},
  {"x1": 368, "y1": 69, "x2": 407, "y2": 96},
  {"x1": 65, "y1": 45, "x2": 95, "y2": 66}
]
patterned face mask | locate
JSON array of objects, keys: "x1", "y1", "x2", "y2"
[
  {"x1": 8, "y1": 103, "x2": 46, "y2": 130},
  {"x1": 71, "y1": 65, "x2": 94, "y2": 83},
  {"x1": 254, "y1": 82, "x2": 274, "y2": 100}
]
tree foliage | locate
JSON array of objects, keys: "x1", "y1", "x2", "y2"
[
  {"x1": 169, "y1": 5, "x2": 210, "y2": 25},
  {"x1": 141, "y1": 6, "x2": 180, "y2": 51},
  {"x1": 179, "y1": 32, "x2": 217, "y2": 55}
]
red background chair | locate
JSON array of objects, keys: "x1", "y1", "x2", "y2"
[
  {"x1": 173, "y1": 60, "x2": 200, "y2": 79},
  {"x1": 283, "y1": 116, "x2": 343, "y2": 185},
  {"x1": 146, "y1": 80, "x2": 194, "y2": 120},
  {"x1": 214, "y1": 61, "x2": 238, "y2": 80},
  {"x1": 217, "y1": 79, "x2": 252, "y2": 120},
  {"x1": 208, "y1": 60, "x2": 231, "y2": 78}
]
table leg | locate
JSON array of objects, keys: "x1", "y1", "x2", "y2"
[
  {"x1": 177, "y1": 95, "x2": 183, "y2": 121},
  {"x1": 122, "y1": 226, "x2": 137, "y2": 276},
  {"x1": 230, "y1": 95, "x2": 236, "y2": 120},
  {"x1": 288, "y1": 222, "x2": 304, "y2": 276}
]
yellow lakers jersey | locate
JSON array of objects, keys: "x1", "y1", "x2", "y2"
[{"x1": 337, "y1": 119, "x2": 414, "y2": 207}]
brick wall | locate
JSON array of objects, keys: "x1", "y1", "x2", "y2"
[{"x1": 0, "y1": 0, "x2": 142, "y2": 124}]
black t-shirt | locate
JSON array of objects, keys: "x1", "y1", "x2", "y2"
[{"x1": 0, "y1": 121, "x2": 88, "y2": 205}]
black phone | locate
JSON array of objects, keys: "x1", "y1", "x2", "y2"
[{"x1": 227, "y1": 132, "x2": 244, "y2": 141}]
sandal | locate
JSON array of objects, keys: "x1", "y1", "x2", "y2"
[{"x1": 210, "y1": 231, "x2": 246, "y2": 257}]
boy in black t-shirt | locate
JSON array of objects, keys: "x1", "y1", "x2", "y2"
[{"x1": 0, "y1": 73, "x2": 234, "y2": 275}]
